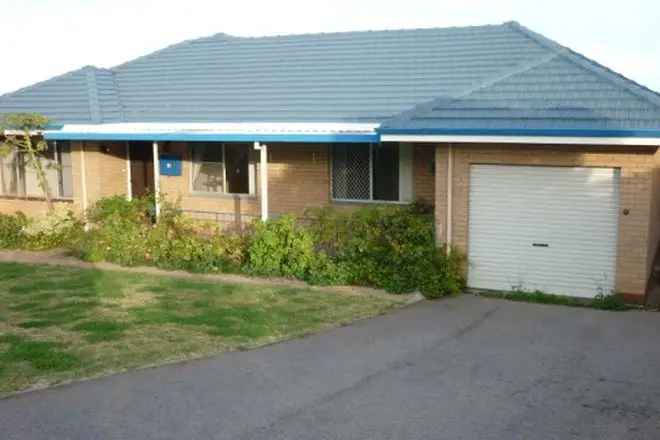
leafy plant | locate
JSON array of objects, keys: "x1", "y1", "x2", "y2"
[
  {"x1": 245, "y1": 215, "x2": 316, "y2": 278},
  {"x1": 0, "y1": 113, "x2": 56, "y2": 210},
  {"x1": 480, "y1": 289, "x2": 630, "y2": 311},
  {"x1": 305, "y1": 204, "x2": 465, "y2": 297},
  {"x1": 14, "y1": 195, "x2": 466, "y2": 299},
  {"x1": 0, "y1": 212, "x2": 28, "y2": 248},
  {"x1": 21, "y1": 205, "x2": 82, "y2": 249}
]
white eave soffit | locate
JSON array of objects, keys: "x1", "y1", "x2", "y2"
[{"x1": 380, "y1": 134, "x2": 660, "y2": 147}]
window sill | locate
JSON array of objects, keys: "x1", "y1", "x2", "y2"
[
  {"x1": 189, "y1": 191, "x2": 256, "y2": 200},
  {"x1": 0, "y1": 195, "x2": 74, "y2": 203}
]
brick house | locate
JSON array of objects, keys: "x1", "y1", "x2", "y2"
[{"x1": 2, "y1": 22, "x2": 660, "y2": 302}]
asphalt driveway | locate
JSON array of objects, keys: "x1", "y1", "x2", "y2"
[{"x1": 1, "y1": 295, "x2": 660, "y2": 439}]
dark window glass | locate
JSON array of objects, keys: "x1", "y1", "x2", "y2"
[
  {"x1": 372, "y1": 143, "x2": 399, "y2": 201},
  {"x1": 225, "y1": 144, "x2": 250, "y2": 194}
]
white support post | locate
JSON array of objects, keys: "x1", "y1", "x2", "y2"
[
  {"x1": 80, "y1": 141, "x2": 89, "y2": 230},
  {"x1": 125, "y1": 141, "x2": 132, "y2": 201},
  {"x1": 152, "y1": 141, "x2": 161, "y2": 220},
  {"x1": 254, "y1": 142, "x2": 268, "y2": 221},
  {"x1": 446, "y1": 143, "x2": 454, "y2": 251}
]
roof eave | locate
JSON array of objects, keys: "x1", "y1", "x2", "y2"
[{"x1": 380, "y1": 128, "x2": 660, "y2": 146}]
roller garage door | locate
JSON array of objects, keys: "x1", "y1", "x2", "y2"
[{"x1": 467, "y1": 165, "x2": 619, "y2": 298}]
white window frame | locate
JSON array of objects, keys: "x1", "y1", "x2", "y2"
[
  {"x1": 189, "y1": 142, "x2": 255, "y2": 197},
  {"x1": 0, "y1": 140, "x2": 73, "y2": 200},
  {"x1": 330, "y1": 143, "x2": 413, "y2": 204}
]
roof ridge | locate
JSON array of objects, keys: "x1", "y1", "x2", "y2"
[
  {"x1": 109, "y1": 22, "x2": 511, "y2": 72},
  {"x1": 226, "y1": 22, "x2": 507, "y2": 40},
  {"x1": 111, "y1": 38, "x2": 201, "y2": 71},
  {"x1": 0, "y1": 65, "x2": 99, "y2": 100},
  {"x1": 84, "y1": 67, "x2": 102, "y2": 123},
  {"x1": 108, "y1": 70, "x2": 126, "y2": 123},
  {"x1": 453, "y1": 51, "x2": 559, "y2": 100},
  {"x1": 507, "y1": 21, "x2": 660, "y2": 109},
  {"x1": 381, "y1": 48, "x2": 561, "y2": 127}
]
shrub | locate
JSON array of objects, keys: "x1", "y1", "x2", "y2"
[
  {"x1": 74, "y1": 196, "x2": 153, "y2": 265},
  {"x1": 75, "y1": 213, "x2": 149, "y2": 265},
  {"x1": 0, "y1": 212, "x2": 28, "y2": 249},
  {"x1": 87, "y1": 194, "x2": 153, "y2": 225},
  {"x1": 305, "y1": 251, "x2": 352, "y2": 285},
  {"x1": 147, "y1": 212, "x2": 246, "y2": 273},
  {"x1": 592, "y1": 293, "x2": 628, "y2": 311},
  {"x1": 76, "y1": 196, "x2": 247, "y2": 271},
  {"x1": 245, "y1": 215, "x2": 316, "y2": 278},
  {"x1": 305, "y1": 204, "x2": 465, "y2": 297},
  {"x1": 480, "y1": 290, "x2": 629, "y2": 311},
  {"x1": 72, "y1": 196, "x2": 466, "y2": 298},
  {"x1": 21, "y1": 206, "x2": 82, "y2": 250}
]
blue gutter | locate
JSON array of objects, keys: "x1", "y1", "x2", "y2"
[
  {"x1": 44, "y1": 127, "x2": 660, "y2": 143},
  {"x1": 377, "y1": 127, "x2": 660, "y2": 138},
  {"x1": 44, "y1": 131, "x2": 379, "y2": 143}
]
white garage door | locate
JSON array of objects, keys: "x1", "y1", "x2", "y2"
[{"x1": 468, "y1": 165, "x2": 619, "y2": 298}]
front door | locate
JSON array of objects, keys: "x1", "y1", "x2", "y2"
[
  {"x1": 224, "y1": 144, "x2": 250, "y2": 194},
  {"x1": 129, "y1": 142, "x2": 154, "y2": 198}
]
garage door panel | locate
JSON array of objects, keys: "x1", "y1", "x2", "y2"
[{"x1": 468, "y1": 165, "x2": 619, "y2": 298}]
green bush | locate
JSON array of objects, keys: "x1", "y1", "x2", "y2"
[
  {"x1": 21, "y1": 206, "x2": 82, "y2": 250},
  {"x1": 76, "y1": 196, "x2": 246, "y2": 272},
  {"x1": 75, "y1": 212, "x2": 149, "y2": 265},
  {"x1": 0, "y1": 212, "x2": 28, "y2": 249},
  {"x1": 147, "y1": 212, "x2": 246, "y2": 273},
  {"x1": 306, "y1": 204, "x2": 465, "y2": 297},
  {"x1": 75, "y1": 196, "x2": 152, "y2": 265},
  {"x1": 481, "y1": 290, "x2": 630, "y2": 311},
  {"x1": 87, "y1": 194, "x2": 153, "y2": 225},
  {"x1": 592, "y1": 293, "x2": 628, "y2": 311},
  {"x1": 245, "y1": 215, "x2": 316, "y2": 278},
  {"x1": 0, "y1": 208, "x2": 81, "y2": 251},
  {"x1": 19, "y1": 195, "x2": 465, "y2": 299},
  {"x1": 305, "y1": 251, "x2": 352, "y2": 285}
]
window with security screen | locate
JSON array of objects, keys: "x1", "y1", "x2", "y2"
[{"x1": 331, "y1": 143, "x2": 405, "y2": 202}]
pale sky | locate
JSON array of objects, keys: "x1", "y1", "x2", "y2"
[{"x1": 1, "y1": 0, "x2": 658, "y2": 95}]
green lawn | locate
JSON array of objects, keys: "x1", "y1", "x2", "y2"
[{"x1": 0, "y1": 262, "x2": 408, "y2": 396}]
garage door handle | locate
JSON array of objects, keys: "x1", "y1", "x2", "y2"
[{"x1": 532, "y1": 243, "x2": 549, "y2": 247}]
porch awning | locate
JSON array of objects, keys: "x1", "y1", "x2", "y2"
[{"x1": 43, "y1": 122, "x2": 380, "y2": 143}]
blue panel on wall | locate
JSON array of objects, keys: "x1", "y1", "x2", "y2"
[{"x1": 159, "y1": 154, "x2": 182, "y2": 176}]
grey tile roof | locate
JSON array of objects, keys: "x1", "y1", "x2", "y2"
[
  {"x1": 381, "y1": 22, "x2": 660, "y2": 134},
  {"x1": 1, "y1": 21, "x2": 659, "y2": 133},
  {"x1": 0, "y1": 66, "x2": 123, "y2": 125}
]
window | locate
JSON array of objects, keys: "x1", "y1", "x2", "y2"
[
  {"x1": 191, "y1": 143, "x2": 253, "y2": 195},
  {"x1": 0, "y1": 141, "x2": 73, "y2": 199},
  {"x1": 332, "y1": 143, "x2": 409, "y2": 202}
]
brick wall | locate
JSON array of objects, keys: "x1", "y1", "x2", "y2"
[
  {"x1": 647, "y1": 148, "x2": 660, "y2": 278},
  {"x1": 0, "y1": 140, "x2": 129, "y2": 216},
  {"x1": 434, "y1": 143, "x2": 660, "y2": 298},
  {"x1": 159, "y1": 143, "x2": 434, "y2": 221},
  {"x1": 413, "y1": 144, "x2": 436, "y2": 205}
]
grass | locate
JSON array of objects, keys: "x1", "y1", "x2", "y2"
[
  {"x1": 0, "y1": 262, "x2": 409, "y2": 396},
  {"x1": 477, "y1": 289, "x2": 629, "y2": 311}
]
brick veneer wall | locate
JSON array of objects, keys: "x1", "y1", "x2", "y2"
[
  {"x1": 159, "y1": 142, "x2": 435, "y2": 219},
  {"x1": 434, "y1": 143, "x2": 660, "y2": 299}
]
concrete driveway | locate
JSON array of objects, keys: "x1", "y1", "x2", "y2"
[{"x1": 1, "y1": 295, "x2": 659, "y2": 440}]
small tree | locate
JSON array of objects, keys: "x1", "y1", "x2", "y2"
[{"x1": 0, "y1": 113, "x2": 55, "y2": 211}]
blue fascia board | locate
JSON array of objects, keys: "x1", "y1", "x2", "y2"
[
  {"x1": 44, "y1": 131, "x2": 379, "y2": 143},
  {"x1": 378, "y1": 127, "x2": 660, "y2": 138}
]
